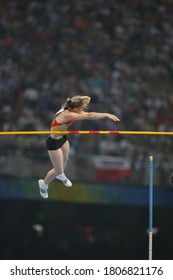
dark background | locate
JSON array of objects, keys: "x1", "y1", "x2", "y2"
[{"x1": 0, "y1": 199, "x2": 173, "y2": 260}]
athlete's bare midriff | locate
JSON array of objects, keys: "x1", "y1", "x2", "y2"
[{"x1": 50, "y1": 123, "x2": 70, "y2": 139}]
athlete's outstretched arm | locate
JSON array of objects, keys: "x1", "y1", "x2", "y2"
[{"x1": 67, "y1": 111, "x2": 120, "y2": 122}]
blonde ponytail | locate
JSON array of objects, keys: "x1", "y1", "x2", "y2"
[{"x1": 63, "y1": 95, "x2": 91, "y2": 109}]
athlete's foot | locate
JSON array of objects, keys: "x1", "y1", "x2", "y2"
[
  {"x1": 169, "y1": 172, "x2": 173, "y2": 191},
  {"x1": 56, "y1": 173, "x2": 72, "y2": 187},
  {"x1": 38, "y1": 179, "x2": 48, "y2": 199}
]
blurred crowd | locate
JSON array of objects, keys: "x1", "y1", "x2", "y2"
[{"x1": 1, "y1": 0, "x2": 173, "y2": 182}]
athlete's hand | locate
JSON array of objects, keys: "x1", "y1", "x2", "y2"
[{"x1": 107, "y1": 114, "x2": 120, "y2": 122}]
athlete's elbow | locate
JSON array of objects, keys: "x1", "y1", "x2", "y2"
[{"x1": 80, "y1": 113, "x2": 92, "y2": 120}]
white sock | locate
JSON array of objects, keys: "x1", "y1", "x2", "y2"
[
  {"x1": 43, "y1": 180, "x2": 48, "y2": 187},
  {"x1": 56, "y1": 173, "x2": 66, "y2": 180}
]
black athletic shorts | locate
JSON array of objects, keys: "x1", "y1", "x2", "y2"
[{"x1": 46, "y1": 135, "x2": 67, "y2": 151}]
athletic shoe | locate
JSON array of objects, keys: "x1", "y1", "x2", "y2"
[
  {"x1": 38, "y1": 179, "x2": 48, "y2": 199},
  {"x1": 56, "y1": 173, "x2": 72, "y2": 187}
]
